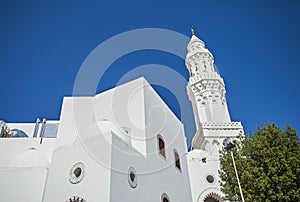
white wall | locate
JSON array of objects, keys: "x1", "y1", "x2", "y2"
[
  {"x1": 110, "y1": 129, "x2": 192, "y2": 202},
  {"x1": 94, "y1": 78, "x2": 147, "y2": 156},
  {"x1": 187, "y1": 149, "x2": 223, "y2": 202},
  {"x1": 0, "y1": 77, "x2": 196, "y2": 202},
  {"x1": 0, "y1": 168, "x2": 48, "y2": 202},
  {"x1": 110, "y1": 80, "x2": 193, "y2": 202},
  {"x1": 43, "y1": 122, "x2": 114, "y2": 202},
  {"x1": 55, "y1": 96, "x2": 95, "y2": 147},
  {"x1": 0, "y1": 138, "x2": 56, "y2": 167}
]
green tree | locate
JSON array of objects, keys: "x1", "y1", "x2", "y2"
[{"x1": 219, "y1": 123, "x2": 300, "y2": 202}]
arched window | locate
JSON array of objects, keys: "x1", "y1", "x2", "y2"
[
  {"x1": 157, "y1": 135, "x2": 166, "y2": 159},
  {"x1": 173, "y1": 149, "x2": 181, "y2": 172},
  {"x1": 212, "y1": 140, "x2": 220, "y2": 156},
  {"x1": 212, "y1": 140, "x2": 219, "y2": 146},
  {"x1": 161, "y1": 193, "x2": 170, "y2": 202}
]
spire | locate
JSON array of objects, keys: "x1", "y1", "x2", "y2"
[
  {"x1": 187, "y1": 26, "x2": 205, "y2": 49},
  {"x1": 191, "y1": 26, "x2": 195, "y2": 36}
]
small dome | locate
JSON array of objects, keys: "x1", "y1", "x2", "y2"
[
  {"x1": 6, "y1": 148, "x2": 49, "y2": 168},
  {"x1": 188, "y1": 149, "x2": 208, "y2": 160},
  {"x1": 10, "y1": 129, "x2": 28, "y2": 138},
  {"x1": 187, "y1": 34, "x2": 205, "y2": 49}
]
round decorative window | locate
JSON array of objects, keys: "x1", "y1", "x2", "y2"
[
  {"x1": 206, "y1": 175, "x2": 214, "y2": 184},
  {"x1": 69, "y1": 162, "x2": 86, "y2": 184},
  {"x1": 127, "y1": 167, "x2": 138, "y2": 188}
]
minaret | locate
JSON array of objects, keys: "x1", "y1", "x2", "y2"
[{"x1": 186, "y1": 28, "x2": 243, "y2": 152}]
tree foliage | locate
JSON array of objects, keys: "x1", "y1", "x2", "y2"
[{"x1": 219, "y1": 123, "x2": 300, "y2": 202}]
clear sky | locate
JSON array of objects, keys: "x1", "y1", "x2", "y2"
[{"x1": 1, "y1": 1, "x2": 299, "y2": 146}]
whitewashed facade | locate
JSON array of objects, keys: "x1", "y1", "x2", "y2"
[{"x1": 0, "y1": 32, "x2": 243, "y2": 202}]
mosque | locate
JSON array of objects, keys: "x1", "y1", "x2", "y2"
[{"x1": 0, "y1": 29, "x2": 243, "y2": 202}]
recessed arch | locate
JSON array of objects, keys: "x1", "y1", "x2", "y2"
[
  {"x1": 212, "y1": 140, "x2": 220, "y2": 156},
  {"x1": 202, "y1": 192, "x2": 223, "y2": 202},
  {"x1": 212, "y1": 140, "x2": 219, "y2": 146},
  {"x1": 197, "y1": 189, "x2": 224, "y2": 202},
  {"x1": 201, "y1": 140, "x2": 210, "y2": 151}
]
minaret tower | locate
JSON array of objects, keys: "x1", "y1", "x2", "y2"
[{"x1": 186, "y1": 28, "x2": 243, "y2": 153}]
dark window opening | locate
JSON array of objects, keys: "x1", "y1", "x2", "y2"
[
  {"x1": 158, "y1": 135, "x2": 166, "y2": 159},
  {"x1": 206, "y1": 175, "x2": 214, "y2": 183},
  {"x1": 74, "y1": 167, "x2": 82, "y2": 178},
  {"x1": 130, "y1": 171, "x2": 135, "y2": 182},
  {"x1": 163, "y1": 198, "x2": 170, "y2": 202},
  {"x1": 204, "y1": 197, "x2": 219, "y2": 202},
  {"x1": 174, "y1": 150, "x2": 181, "y2": 172},
  {"x1": 161, "y1": 193, "x2": 170, "y2": 202},
  {"x1": 128, "y1": 167, "x2": 138, "y2": 188}
]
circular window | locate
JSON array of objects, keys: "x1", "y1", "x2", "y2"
[
  {"x1": 69, "y1": 162, "x2": 86, "y2": 184},
  {"x1": 206, "y1": 175, "x2": 214, "y2": 183},
  {"x1": 128, "y1": 167, "x2": 138, "y2": 188}
]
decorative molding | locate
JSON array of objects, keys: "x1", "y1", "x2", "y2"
[
  {"x1": 128, "y1": 167, "x2": 138, "y2": 188},
  {"x1": 66, "y1": 196, "x2": 86, "y2": 202},
  {"x1": 69, "y1": 162, "x2": 86, "y2": 184},
  {"x1": 203, "y1": 192, "x2": 223, "y2": 202},
  {"x1": 189, "y1": 73, "x2": 224, "y2": 86},
  {"x1": 186, "y1": 52, "x2": 214, "y2": 68},
  {"x1": 192, "y1": 123, "x2": 243, "y2": 149},
  {"x1": 189, "y1": 76, "x2": 226, "y2": 106},
  {"x1": 200, "y1": 122, "x2": 243, "y2": 130}
]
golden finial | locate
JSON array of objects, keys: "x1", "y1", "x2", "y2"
[{"x1": 191, "y1": 26, "x2": 195, "y2": 36}]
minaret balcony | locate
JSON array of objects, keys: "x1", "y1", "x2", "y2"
[
  {"x1": 192, "y1": 121, "x2": 244, "y2": 149},
  {"x1": 189, "y1": 72, "x2": 224, "y2": 86}
]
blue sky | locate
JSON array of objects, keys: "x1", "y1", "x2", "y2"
[{"x1": 1, "y1": 1, "x2": 299, "y2": 145}]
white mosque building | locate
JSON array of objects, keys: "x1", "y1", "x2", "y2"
[{"x1": 0, "y1": 30, "x2": 243, "y2": 202}]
